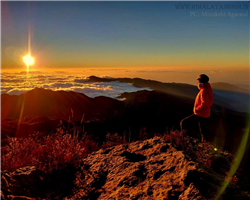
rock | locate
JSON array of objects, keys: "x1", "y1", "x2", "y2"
[
  {"x1": 1, "y1": 166, "x2": 44, "y2": 200},
  {"x1": 12, "y1": 166, "x2": 43, "y2": 187},
  {"x1": 179, "y1": 183, "x2": 204, "y2": 200},
  {"x1": 0, "y1": 190, "x2": 5, "y2": 200},
  {"x1": 8, "y1": 195, "x2": 34, "y2": 200},
  {"x1": 2, "y1": 171, "x2": 12, "y2": 182},
  {"x1": 1, "y1": 172, "x2": 10, "y2": 191},
  {"x1": 70, "y1": 136, "x2": 250, "y2": 200},
  {"x1": 2, "y1": 136, "x2": 250, "y2": 200},
  {"x1": 71, "y1": 137, "x2": 200, "y2": 199}
]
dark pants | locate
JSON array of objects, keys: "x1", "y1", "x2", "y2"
[{"x1": 180, "y1": 114, "x2": 208, "y2": 141}]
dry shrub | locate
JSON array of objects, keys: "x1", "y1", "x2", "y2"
[
  {"x1": 1, "y1": 133, "x2": 85, "y2": 173},
  {"x1": 101, "y1": 132, "x2": 127, "y2": 149},
  {"x1": 162, "y1": 130, "x2": 233, "y2": 172},
  {"x1": 139, "y1": 128, "x2": 150, "y2": 141},
  {"x1": 1, "y1": 130, "x2": 126, "y2": 174}
]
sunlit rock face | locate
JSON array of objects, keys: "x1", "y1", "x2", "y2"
[
  {"x1": 1, "y1": 137, "x2": 249, "y2": 200},
  {"x1": 69, "y1": 137, "x2": 248, "y2": 200},
  {"x1": 72, "y1": 137, "x2": 199, "y2": 200}
]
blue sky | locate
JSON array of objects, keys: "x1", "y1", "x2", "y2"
[{"x1": 1, "y1": 1, "x2": 249, "y2": 74}]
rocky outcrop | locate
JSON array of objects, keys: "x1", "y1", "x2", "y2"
[
  {"x1": 69, "y1": 137, "x2": 249, "y2": 200},
  {"x1": 2, "y1": 137, "x2": 249, "y2": 200},
  {"x1": 1, "y1": 166, "x2": 44, "y2": 200}
]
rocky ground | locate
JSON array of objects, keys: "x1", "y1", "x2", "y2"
[{"x1": 1, "y1": 136, "x2": 250, "y2": 200}]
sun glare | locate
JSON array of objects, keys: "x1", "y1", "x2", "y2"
[{"x1": 23, "y1": 54, "x2": 34, "y2": 70}]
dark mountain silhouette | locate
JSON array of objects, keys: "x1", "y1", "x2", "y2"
[
  {"x1": 1, "y1": 88, "x2": 124, "y2": 138},
  {"x1": 1, "y1": 88, "x2": 124, "y2": 122}
]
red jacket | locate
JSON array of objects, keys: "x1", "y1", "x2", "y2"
[{"x1": 193, "y1": 83, "x2": 213, "y2": 118}]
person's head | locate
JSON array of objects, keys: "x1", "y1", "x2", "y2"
[
  {"x1": 196, "y1": 74, "x2": 209, "y2": 84},
  {"x1": 196, "y1": 74, "x2": 209, "y2": 90}
]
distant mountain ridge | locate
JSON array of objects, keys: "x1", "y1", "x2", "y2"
[
  {"x1": 87, "y1": 76, "x2": 250, "y2": 95},
  {"x1": 86, "y1": 76, "x2": 249, "y2": 113},
  {"x1": 87, "y1": 76, "x2": 199, "y2": 99},
  {"x1": 211, "y1": 82, "x2": 250, "y2": 94}
]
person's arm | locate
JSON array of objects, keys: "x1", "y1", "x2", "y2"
[{"x1": 196, "y1": 90, "x2": 210, "y2": 112}]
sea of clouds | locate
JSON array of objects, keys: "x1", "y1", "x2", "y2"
[{"x1": 1, "y1": 71, "x2": 151, "y2": 98}]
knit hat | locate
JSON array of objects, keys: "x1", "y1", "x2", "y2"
[{"x1": 196, "y1": 74, "x2": 209, "y2": 83}]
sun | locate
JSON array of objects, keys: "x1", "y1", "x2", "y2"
[
  {"x1": 23, "y1": 54, "x2": 35, "y2": 70},
  {"x1": 23, "y1": 54, "x2": 34, "y2": 66}
]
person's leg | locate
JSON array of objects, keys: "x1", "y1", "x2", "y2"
[
  {"x1": 197, "y1": 121, "x2": 203, "y2": 142},
  {"x1": 180, "y1": 114, "x2": 194, "y2": 132},
  {"x1": 198, "y1": 117, "x2": 208, "y2": 141},
  {"x1": 180, "y1": 114, "x2": 200, "y2": 137}
]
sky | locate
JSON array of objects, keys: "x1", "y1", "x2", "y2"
[{"x1": 1, "y1": 1, "x2": 249, "y2": 84}]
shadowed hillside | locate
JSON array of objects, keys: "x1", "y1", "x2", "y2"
[{"x1": 1, "y1": 88, "x2": 124, "y2": 122}]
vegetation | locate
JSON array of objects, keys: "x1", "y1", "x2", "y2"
[
  {"x1": 2, "y1": 123, "x2": 234, "y2": 178},
  {"x1": 2, "y1": 120, "x2": 249, "y2": 199}
]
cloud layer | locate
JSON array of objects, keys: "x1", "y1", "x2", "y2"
[{"x1": 1, "y1": 71, "x2": 151, "y2": 98}]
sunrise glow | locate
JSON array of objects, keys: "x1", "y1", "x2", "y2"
[
  {"x1": 23, "y1": 54, "x2": 34, "y2": 70},
  {"x1": 22, "y1": 25, "x2": 34, "y2": 72}
]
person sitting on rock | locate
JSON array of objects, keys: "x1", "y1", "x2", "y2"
[{"x1": 180, "y1": 74, "x2": 213, "y2": 142}]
